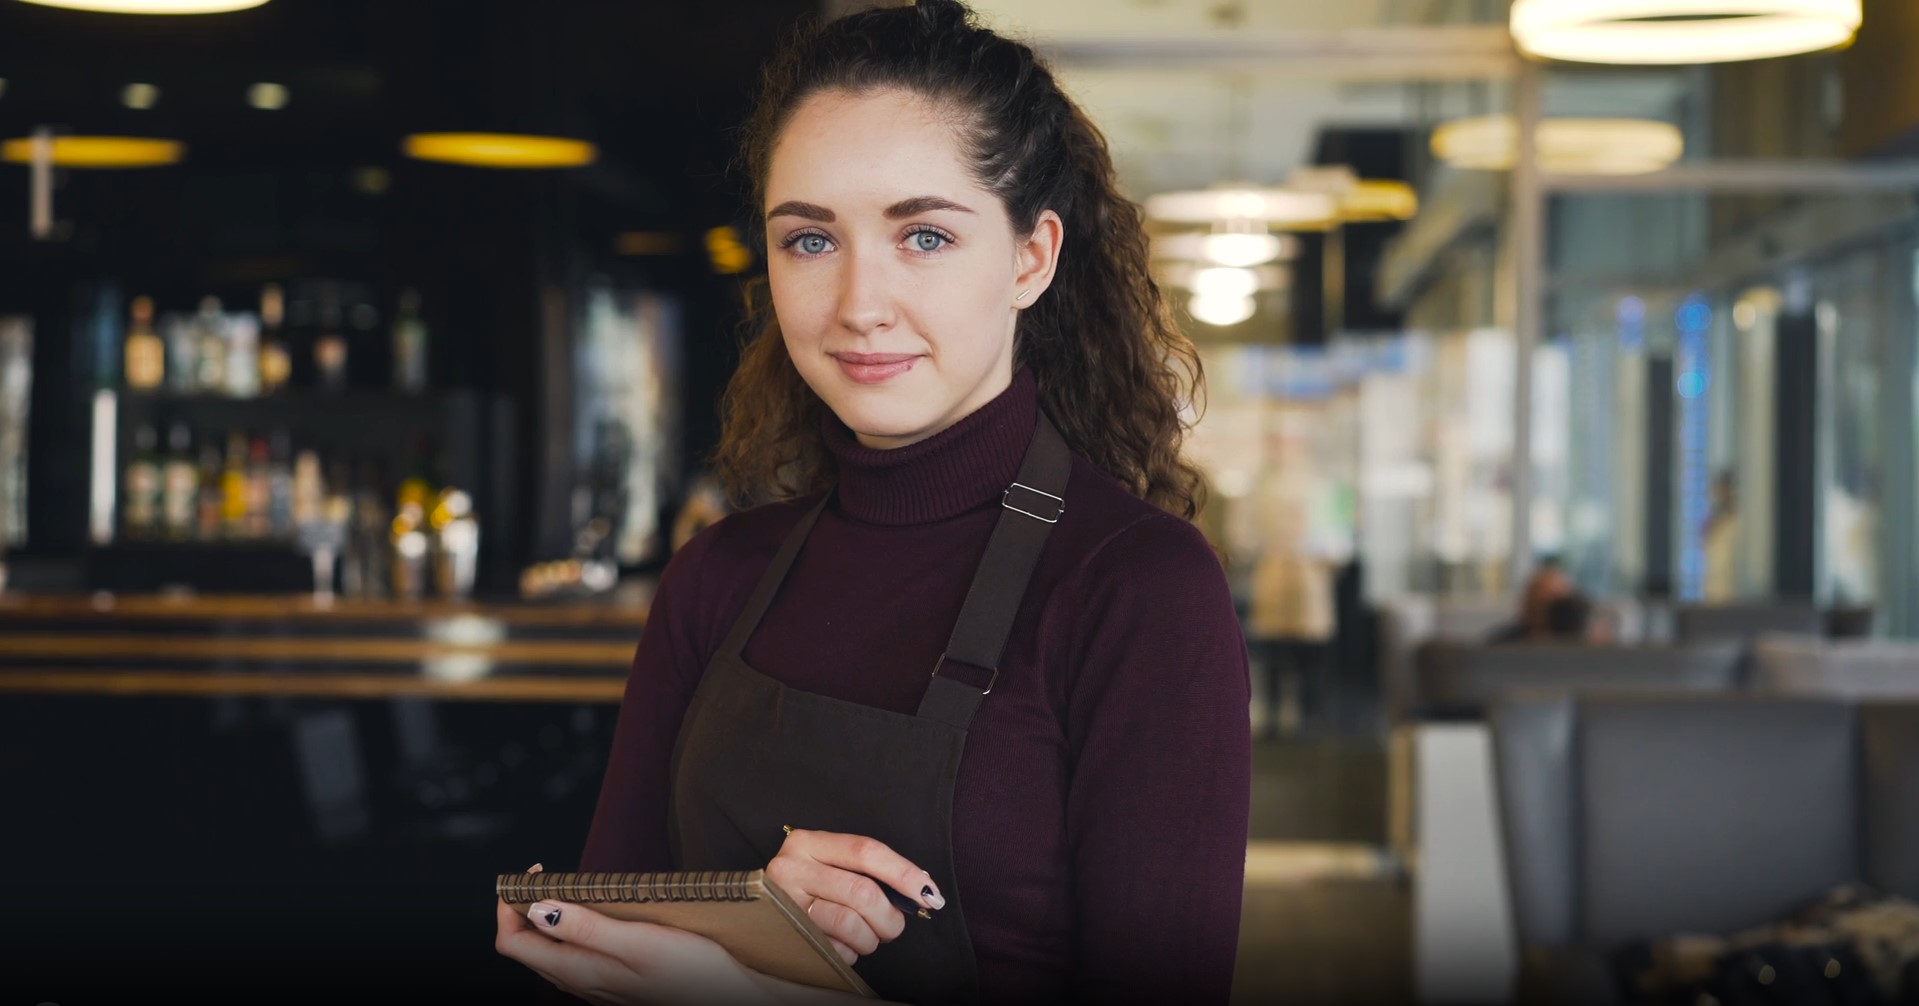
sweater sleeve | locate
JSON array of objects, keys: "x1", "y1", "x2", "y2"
[
  {"x1": 1062, "y1": 514, "x2": 1252, "y2": 1004},
  {"x1": 577, "y1": 523, "x2": 721, "y2": 872}
]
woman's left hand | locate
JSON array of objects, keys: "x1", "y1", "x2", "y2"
[{"x1": 494, "y1": 866, "x2": 779, "y2": 1006}]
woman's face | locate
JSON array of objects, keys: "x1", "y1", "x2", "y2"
[{"x1": 765, "y1": 87, "x2": 1060, "y2": 450}]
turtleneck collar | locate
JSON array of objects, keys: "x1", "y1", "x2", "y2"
[{"x1": 821, "y1": 366, "x2": 1040, "y2": 526}]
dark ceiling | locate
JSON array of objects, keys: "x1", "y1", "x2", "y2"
[{"x1": 0, "y1": 0, "x2": 818, "y2": 225}]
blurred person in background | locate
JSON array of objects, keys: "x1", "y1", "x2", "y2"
[
  {"x1": 1489, "y1": 557, "x2": 1573, "y2": 644},
  {"x1": 1246, "y1": 497, "x2": 1334, "y2": 738},
  {"x1": 1541, "y1": 593, "x2": 1615, "y2": 644},
  {"x1": 1703, "y1": 470, "x2": 1739, "y2": 602},
  {"x1": 495, "y1": 2, "x2": 1251, "y2": 1003}
]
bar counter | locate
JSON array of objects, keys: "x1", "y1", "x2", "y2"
[
  {"x1": 0, "y1": 590, "x2": 649, "y2": 1000},
  {"x1": 0, "y1": 589, "x2": 649, "y2": 702}
]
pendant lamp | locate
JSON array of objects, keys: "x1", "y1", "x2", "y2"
[
  {"x1": 1145, "y1": 185, "x2": 1338, "y2": 229},
  {"x1": 1431, "y1": 115, "x2": 1683, "y2": 174},
  {"x1": 1510, "y1": 0, "x2": 1861, "y2": 65},
  {"x1": 402, "y1": 133, "x2": 596, "y2": 169},
  {"x1": 15, "y1": 0, "x2": 268, "y2": 12},
  {"x1": 1, "y1": 135, "x2": 184, "y2": 168}
]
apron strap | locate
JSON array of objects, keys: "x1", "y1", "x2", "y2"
[
  {"x1": 917, "y1": 410, "x2": 1072, "y2": 730},
  {"x1": 718, "y1": 491, "x2": 833, "y2": 660}
]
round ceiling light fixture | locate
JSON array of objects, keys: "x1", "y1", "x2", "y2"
[
  {"x1": 1, "y1": 135, "x2": 184, "y2": 168},
  {"x1": 1432, "y1": 115, "x2": 1684, "y2": 174},
  {"x1": 402, "y1": 133, "x2": 598, "y2": 169},
  {"x1": 1144, "y1": 185, "x2": 1338, "y2": 229},
  {"x1": 1156, "y1": 261, "x2": 1288, "y2": 294},
  {"x1": 15, "y1": 0, "x2": 269, "y2": 12},
  {"x1": 1187, "y1": 293, "x2": 1257, "y2": 327},
  {"x1": 1510, "y1": 0, "x2": 1860, "y2": 65}
]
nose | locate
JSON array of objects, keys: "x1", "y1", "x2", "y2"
[{"x1": 836, "y1": 244, "x2": 894, "y2": 336}]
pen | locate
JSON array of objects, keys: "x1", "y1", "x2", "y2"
[
  {"x1": 781, "y1": 827, "x2": 933, "y2": 920},
  {"x1": 872, "y1": 876, "x2": 934, "y2": 920}
]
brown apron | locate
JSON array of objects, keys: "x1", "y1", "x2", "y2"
[{"x1": 666, "y1": 410, "x2": 1071, "y2": 1004}]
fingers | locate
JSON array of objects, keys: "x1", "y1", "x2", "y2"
[
  {"x1": 786, "y1": 829, "x2": 944, "y2": 914},
  {"x1": 786, "y1": 857, "x2": 903, "y2": 950},
  {"x1": 804, "y1": 891, "x2": 884, "y2": 956},
  {"x1": 499, "y1": 901, "x2": 625, "y2": 990},
  {"x1": 826, "y1": 936, "x2": 858, "y2": 967}
]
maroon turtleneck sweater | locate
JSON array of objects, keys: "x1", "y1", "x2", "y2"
[{"x1": 580, "y1": 367, "x2": 1251, "y2": 1004}]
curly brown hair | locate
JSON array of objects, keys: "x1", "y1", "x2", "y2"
[{"x1": 713, "y1": 0, "x2": 1208, "y2": 520}]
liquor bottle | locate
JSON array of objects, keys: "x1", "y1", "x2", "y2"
[
  {"x1": 194, "y1": 297, "x2": 228, "y2": 394},
  {"x1": 246, "y1": 434, "x2": 271, "y2": 539},
  {"x1": 292, "y1": 447, "x2": 325, "y2": 527},
  {"x1": 162, "y1": 423, "x2": 198, "y2": 541},
  {"x1": 124, "y1": 296, "x2": 165, "y2": 391},
  {"x1": 267, "y1": 430, "x2": 295, "y2": 539},
  {"x1": 226, "y1": 313, "x2": 261, "y2": 399},
  {"x1": 392, "y1": 288, "x2": 428, "y2": 393},
  {"x1": 314, "y1": 294, "x2": 349, "y2": 392},
  {"x1": 220, "y1": 431, "x2": 248, "y2": 538},
  {"x1": 122, "y1": 424, "x2": 162, "y2": 538},
  {"x1": 258, "y1": 284, "x2": 292, "y2": 395},
  {"x1": 164, "y1": 312, "x2": 197, "y2": 394},
  {"x1": 196, "y1": 435, "x2": 224, "y2": 541}
]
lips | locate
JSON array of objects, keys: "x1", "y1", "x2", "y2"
[{"x1": 832, "y1": 353, "x2": 919, "y2": 385}]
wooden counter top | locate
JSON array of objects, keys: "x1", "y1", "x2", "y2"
[
  {"x1": 0, "y1": 590, "x2": 652, "y2": 628},
  {"x1": 0, "y1": 590, "x2": 649, "y2": 702}
]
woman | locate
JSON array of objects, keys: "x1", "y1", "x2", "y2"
[{"x1": 496, "y1": 2, "x2": 1252, "y2": 1002}]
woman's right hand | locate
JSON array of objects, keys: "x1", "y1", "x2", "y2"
[{"x1": 767, "y1": 829, "x2": 946, "y2": 966}]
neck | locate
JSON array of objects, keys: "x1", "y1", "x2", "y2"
[{"x1": 821, "y1": 365, "x2": 1040, "y2": 526}]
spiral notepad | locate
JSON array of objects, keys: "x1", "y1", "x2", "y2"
[{"x1": 496, "y1": 869, "x2": 874, "y2": 997}]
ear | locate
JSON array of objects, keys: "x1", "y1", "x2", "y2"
[{"x1": 1012, "y1": 209, "x2": 1064, "y2": 309}]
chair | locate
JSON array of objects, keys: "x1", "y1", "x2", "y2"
[
  {"x1": 1491, "y1": 693, "x2": 1919, "y2": 1004},
  {"x1": 1750, "y1": 633, "x2": 1919, "y2": 699},
  {"x1": 1411, "y1": 640, "x2": 1743, "y2": 720},
  {"x1": 1670, "y1": 601, "x2": 1821, "y2": 645}
]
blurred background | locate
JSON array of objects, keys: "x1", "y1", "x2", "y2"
[{"x1": 3, "y1": 0, "x2": 1918, "y2": 1003}]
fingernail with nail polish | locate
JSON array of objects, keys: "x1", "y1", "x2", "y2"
[
  {"x1": 921, "y1": 885, "x2": 946, "y2": 911},
  {"x1": 531, "y1": 903, "x2": 561, "y2": 928}
]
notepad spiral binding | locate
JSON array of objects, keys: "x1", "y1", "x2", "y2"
[{"x1": 495, "y1": 870, "x2": 762, "y2": 904}]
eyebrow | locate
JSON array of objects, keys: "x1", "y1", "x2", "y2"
[
  {"x1": 883, "y1": 196, "x2": 975, "y2": 219},
  {"x1": 766, "y1": 200, "x2": 835, "y2": 223},
  {"x1": 764, "y1": 196, "x2": 977, "y2": 224}
]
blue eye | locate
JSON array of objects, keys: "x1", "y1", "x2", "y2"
[
  {"x1": 911, "y1": 230, "x2": 948, "y2": 253},
  {"x1": 798, "y1": 234, "x2": 829, "y2": 255}
]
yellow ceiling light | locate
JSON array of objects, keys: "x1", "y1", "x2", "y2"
[
  {"x1": 1145, "y1": 185, "x2": 1337, "y2": 229},
  {"x1": 15, "y1": 0, "x2": 269, "y2": 11},
  {"x1": 1341, "y1": 180, "x2": 1418, "y2": 221},
  {"x1": 1432, "y1": 115, "x2": 1684, "y2": 174},
  {"x1": 705, "y1": 226, "x2": 753, "y2": 274},
  {"x1": 1511, "y1": 0, "x2": 1860, "y2": 65},
  {"x1": 1288, "y1": 165, "x2": 1419, "y2": 222},
  {"x1": 402, "y1": 132, "x2": 597, "y2": 169},
  {"x1": 2, "y1": 135, "x2": 184, "y2": 168}
]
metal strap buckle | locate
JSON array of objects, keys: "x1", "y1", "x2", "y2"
[
  {"x1": 1001, "y1": 482, "x2": 1063, "y2": 524},
  {"x1": 930, "y1": 653, "x2": 1000, "y2": 695}
]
